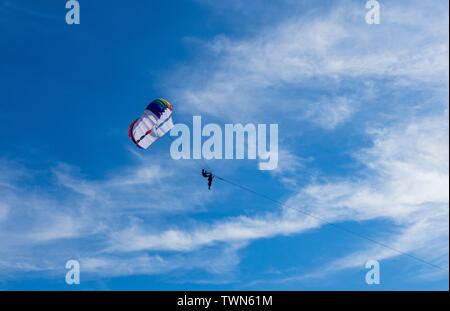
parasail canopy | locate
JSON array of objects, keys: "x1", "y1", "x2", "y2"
[{"x1": 128, "y1": 98, "x2": 174, "y2": 149}]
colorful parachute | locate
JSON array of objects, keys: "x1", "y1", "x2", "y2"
[{"x1": 128, "y1": 98, "x2": 174, "y2": 149}]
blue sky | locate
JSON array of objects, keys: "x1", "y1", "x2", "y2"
[{"x1": 0, "y1": 0, "x2": 448, "y2": 290}]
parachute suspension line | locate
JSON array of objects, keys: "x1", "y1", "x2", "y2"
[
  {"x1": 213, "y1": 175, "x2": 282, "y2": 206},
  {"x1": 212, "y1": 174, "x2": 449, "y2": 273}
]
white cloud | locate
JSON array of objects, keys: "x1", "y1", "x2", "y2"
[
  {"x1": 108, "y1": 113, "x2": 449, "y2": 278},
  {"x1": 302, "y1": 96, "x2": 355, "y2": 130},
  {"x1": 0, "y1": 1, "x2": 447, "y2": 285},
  {"x1": 269, "y1": 148, "x2": 310, "y2": 187},
  {"x1": 168, "y1": 0, "x2": 448, "y2": 125},
  {"x1": 108, "y1": 214, "x2": 320, "y2": 253}
]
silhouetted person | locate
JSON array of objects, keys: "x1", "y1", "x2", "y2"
[{"x1": 201, "y1": 169, "x2": 214, "y2": 190}]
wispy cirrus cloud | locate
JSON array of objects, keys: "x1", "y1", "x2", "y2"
[
  {"x1": 0, "y1": 153, "x2": 216, "y2": 277},
  {"x1": 0, "y1": 0, "x2": 448, "y2": 288},
  {"x1": 107, "y1": 115, "x2": 448, "y2": 270},
  {"x1": 3, "y1": 112, "x2": 447, "y2": 280},
  {"x1": 167, "y1": 0, "x2": 448, "y2": 124}
]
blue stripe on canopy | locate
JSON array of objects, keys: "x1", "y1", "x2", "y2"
[{"x1": 146, "y1": 99, "x2": 167, "y2": 118}]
